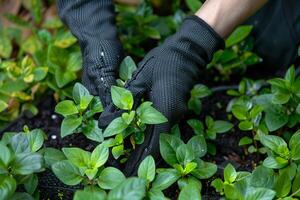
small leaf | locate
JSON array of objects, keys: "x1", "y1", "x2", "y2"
[
  {"x1": 178, "y1": 181, "x2": 201, "y2": 200},
  {"x1": 238, "y1": 136, "x2": 253, "y2": 146},
  {"x1": 226, "y1": 25, "x2": 253, "y2": 47},
  {"x1": 55, "y1": 100, "x2": 78, "y2": 117},
  {"x1": 27, "y1": 129, "x2": 45, "y2": 152},
  {"x1": 62, "y1": 147, "x2": 90, "y2": 168},
  {"x1": 103, "y1": 117, "x2": 128, "y2": 137},
  {"x1": 136, "y1": 102, "x2": 167, "y2": 124},
  {"x1": 98, "y1": 167, "x2": 126, "y2": 190},
  {"x1": 61, "y1": 116, "x2": 82, "y2": 138},
  {"x1": 44, "y1": 148, "x2": 66, "y2": 168},
  {"x1": 91, "y1": 143, "x2": 109, "y2": 168},
  {"x1": 152, "y1": 169, "x2": 180, "y2": 190},
  {"x1": 159, "y1": 134, "x2": 183, "y2": 166},
  {"x1": 187, "y1": 135, "x2": 207, "y2": 158},
  {"x1": 52, "y1": 160, "x2": 83, "y2": 185},
  {"x1": 213, "y1": 120, "x2": 233, "y2": 133},
  {"x1": 224, "y1": 163, "x2": 237, "y2": 183},
  {"x1": 119, "y1": 56, "x2": 137, "y2": 81},
  {"x1": 111, "y1": 86, "x2": 133, "y2": 110},
  {"x1": 138, "y1": 156, "x2": 156, "y2": 182}
]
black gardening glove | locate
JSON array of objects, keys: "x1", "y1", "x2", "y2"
[
  {"x1": 100, "y1": 16, "x2": 224, "y2": 176},
  {"x1": 57, "y1": 0, "x2": 124, "y2": 107}
]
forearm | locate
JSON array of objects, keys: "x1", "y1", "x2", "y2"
[{"x1": 196, "y1": 0, "x2": 268, "y2": 38}]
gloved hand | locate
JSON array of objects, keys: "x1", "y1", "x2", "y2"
[
  {"x1": 57, "y1": 0, "x2": 124, "y2": 107},
  {"x1": 100, "y1": 16, "x2": 224, "y2": 176}
]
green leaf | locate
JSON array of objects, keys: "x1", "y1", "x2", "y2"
[
  {"x1": 263, "y1": 156, "x2": 289, "y2": 169},
  {"x1": 213, "y1": 120, "x2": 233, "y2": 133},
  {"x1": 292, "y1": 172, "x2": 300, "y2": 197},
  {"x1": 239, "y1": 121, "x2": 253, "y2": 131},
  {"x1": 98, "y1": 167, "x2": 126, "y2": 190},
  {"x1": 250, "y1": 166, "x2": 275, "y2": 189},
  {"x1": 232, "y1": 105, "x2": 248, "y2": 120},
  {"x1": 119, "y1": 56, "x2": 137, "y2": 81},
  {"x1": 54, "y1": 30, "x2": 77, "y2": 48},
  {"x1": 258, "y1": 133, "x2": 288, "y2": 154},
  {"x1": 108, "y1": 177, "x2": 146, "y2": 200},
  {"x1": 24, "y1": 174, "x2": 38, "y2": 195},
  {"x1": 176, "y1": 144, "x2": 195, "y2": 166},
  {"x1": 285, "y1": 66, "x2": 295, "y2": 84},
  {"x1": 11, "y1": 153, "x2": 43, "y2": 175},
  {"x1": 62, "y1": 147, "x2": 90, "y2": 168},
  {"x1": 226, "y1": 25, "x2": 253, "y2": 47},
  {"x1": 265, "y1": 107, "x2": 288, "y2": 132},
  {"x1": 55, "y1": 69, "x2": 77, "y2": 88},
  {"x1": 74, "y1": 188, "x2": 106, "y2": 200},
  {"x1": 55, "y1": 100, "x2": 78, "y2": 117},
  {"x1": 159, "y1": 134, "x2": 183, "y2": 166},
  {"x1": 187, "y1": 135, "x2": 207, "y2": 158},
  {"x1": 122, "y1": 111, "x2": 135, "y2": 125},
  {"x1": 138, "y1": 156, "x2": 156, "y2": 182},
  {"x1": 178, "y1": 181, "x2": 201, "y2": 200},
  {"x1": 72, "y1": 83, "x2": 91, "y2": 104},
  {"x1": 103, "y1": 117, "x2": 128, "y2": 137},
  {"x1": 191, "y1": 159, "x2": 217, "y2": 179},
  {"x1": 190, "y1": 84, "x2": 211, "y2": 99},
  {"x1": 147, "y1": 189, "x2": 167, "y2": 200},
  {"x1": 0, "y1": 33, "x2": 12, "y2": 58},
  {"x1": 52, "y1": 160, "x2": 83, "y2": 185},
  {"x1": 111, "y1": 86, "x2": 133, "y2": 110},
  {"x1": 211, "y1": 178, "x2": 224, "y2": 193},
  {"x1": 0, "y1": 143, "x2": 12, "y2": 166},
  {"x1": 289, "y1": 131, "x2": 300, "y2": 160},
  {"x1": 0, "y1": 100, "x2": 8, "y2": 112},
  {"x1": 136, "y1": 102, "x2": 167, "y2": 124},
  {"x1": 83, "y1": 120, "x2": 104, "y2": 143},
  {"x1": 144, "y1": 26, "x2": 161, "y2": 39},
  {"x1": 152, "y1": 169, "x2": 180, "y2": 190},
  {"x1": 0, "y1": 176, "x2": 16, "y2": 200},
  {"x1": 27, "y1": 129, "x2": 44, "y2": 152},
  {"x1": 187, "y1": 119, "x2": 204, "y2": 135},
  {"x1": 244, "y1": 187, "x2": 276, "y2": 200},
  {"x1": 44, "y1": 148, "x2": 66, "y2": 168},
  {"x1": 91, "y1": 143, "x2": 109, "y2": 168},
  {"x1": 61, "y1": 116, "x2": 82, "y2": 137},
  {"x1": 30, "y1": 0, "x2": 42, "y2": 23},
  {"x1": 185, "y1": 0, "x2": 202, "y2": 12},
  {"x1": 275, "y1": 171, "x2": 291, "y2": 198},
  {"x1": 224, "y1": 163, "x2": 237, "y2": 183},
  {"x1": 10, "y1": 134, "x2": 30, "y2": 154},
  {"x1": 239, "y1": 136, "x2": 253, "y2": 146},
  {"x1": 33, "y1": 67, "x2": 48, "y2": 81}
]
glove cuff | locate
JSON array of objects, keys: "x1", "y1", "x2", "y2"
[{"x1": 182, "y1": 15, "x2": 225, "y2": 61}]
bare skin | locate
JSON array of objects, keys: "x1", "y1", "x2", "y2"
[{"x1": 196, "y1": 0, "x2": 268, "y2": 38}]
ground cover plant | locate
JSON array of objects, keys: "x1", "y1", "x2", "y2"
[{"x1": 0, "y1": 0, "x2": 300, "y2": 199}]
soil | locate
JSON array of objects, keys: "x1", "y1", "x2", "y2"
[{"x1": 0, "y1": 87, "x2": 263, "y2": 200}]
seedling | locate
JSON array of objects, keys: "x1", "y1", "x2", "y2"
[{"x1": 0, "y1": 126, "x2": 46, "y2": 199}]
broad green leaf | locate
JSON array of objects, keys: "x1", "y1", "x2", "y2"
[
  {"x1": 83, "y1": 120, "x2": 104, "y2": 143},
  {"x1": 187, "y1": 119, "x2": 204, "y2": 135},
  {"x1": 244, "y1": 187, "x2": 276, "y2": 200},
  {"x1": 119, "y1": 56, "x2": 137, "y2": 81},
  {"x1": 24, "y1": 174, "x2": 38, "y2": 195},
  {"x1": 213, "y1": 120, "x2": 233, "y2": 133},
  {"x1": 265, "y1": 107, "x2": 288, "y2": 132},
  {"x1": 27, "y1": 129, "x2": 44, "y2": 152},
  {"x1": 224, "y1": 163, "x2": 237, "y2": 183},
  {"x1": 147, "y1": 189, "x2": 166, "y2": 200},
  {"x1": 111, "y1": 86, "x2": 133, "y2": 110},
  {"x1": 159, "y1": 134, "x2": 183, "y2": 166},
  {"x1": 239, "y1": 121, "x2": 253, "y2": 131},
  {"x1": 103, "y1": 117, "x2": 128, "y2": 137},
  {"x1": 74, "y1": 188, "x2": 106, "y2": 200},
  {"x1": 176, "y1": 144, "x2": 195, "y2": 166},
  {"x1": 275, "y1": 171, "x2": 291, "y2": 198},
  {"x1": 211, "y1": 178, "x2": 224, "y2": 193},
  {"x1": 11, "y1": 153, "x2": 43, "y2": 175},
  {"x1": 144, "y1": 26, "x2": 161, "y2": 39},
  {"x1": 289, "y1": 131, "x2": 300, "y2": 160},
  {"x1": 122, "y1": 111, "x2": 135, "y2": 125},
  {"x1": 177, "y1": 176, "x2": 202, "y2": 191},
  {"x1": 285, "y1": 66, "x2": 295, "y2": 84},
  {"x1": 258, "y1": 133, "x2": 288, "y2": 154},
  {"x1": 0, "y1": 143, "x2": 12, "y2": 166},
  {"x1": 55, "y1": 100, "x2": 78, "y2": 117},
  {"x1": 55, "y1": 68, "x2": 77, "y2": 88},
  {"x1": 61, "y1": 116, "x2": 83, "y2": 137},
  {"x1": 187, "y1": 135, "x2": 207, "y2": 158},
  {"x1": 0, "y1": 33, "x2": 12, "y2": 58},
  {"x1": 190, "y1": 84, "x2": 211, "y2": 99},
  {"x1": 98, "y1": 167, "x2": 126, "y2": 190},
  {"x1": 178, "y1": 182, "x2": 201, "y2": 200},
  {"x1": 191, "y1": 159, "x2": 217, "y2": 179},
  {"x1": 108, "y1": 177, "x2": 146, "y2": 200},
  {"x1": 138, "y1": 156, "x2": 156, "y2": 182},
  {"x1": 33, "y1": 67, "x2": 48, "y2": 81},
  {"x1": 232, "y1": 105, "x2": 248, "y2": 120},
  {"x1": 52, "y1": 160, "x2": 83, "y2": 185},
  {"x1": 44, "y1": 148, "x2": 66, "y2": 168},
  {"x1": 10, "y1": 134, "x2": 30, "y2": 154},
  {"x1": 250, "y1": 166, "x2": 275, "y2": 189},
  {"x1": 137, "y1": 102, "x2": 167, "y2": 124},
  {"x1": 226, "y1": 25, "x2": 253, "y2": 47},
  {"x1": 72, "y1": 82, "x2": 90, "y2": 105},
  {"x1": 0, "y1": 176, "x2": 17, "y2": 200},
  {"x1": 62, "y1": 147, "x2": 90, "y2": 168},
  {"x1": 263, "y1": 156, "x2": 289, "y2": 169},
  {"x1": 292, "y1": 172, "x2": 300, "y2": 197},
  {"x1": 91, "y1": 143, "x2": 109, "y2": 168},
  {"x1": 152, "y1": 169, "x2": 180, "y2": 190}
]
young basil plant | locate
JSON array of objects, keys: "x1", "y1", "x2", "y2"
[
  {"x1": 258, "y1": 131, "x2": 300, "y2": 170},
  {"x1": 156, "y1": 133, "x2": 217, "y2": 196},
  {"x1": 103, "y1": 86, "x2": 167, "y2": 152},
  {"x1": 188, "y1": 84, "x2": 211, "y2": 115},
  {"x1": 55, "y1": 82, "x2": 104, "y2": 142},
  {"x1": 51, "y1": 143, "x2": 126, "y2": 192},
  {"x1": 0, "y1": 126, "x2": 46, "y2": 200}
]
